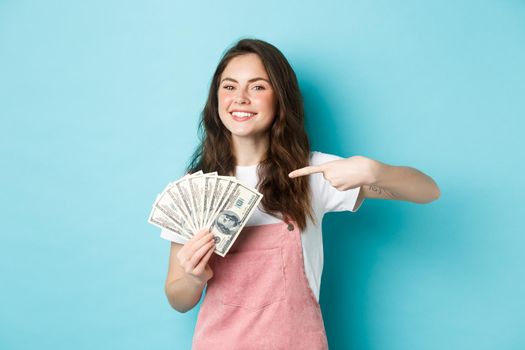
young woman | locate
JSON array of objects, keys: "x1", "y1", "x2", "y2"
[{"x1": 161, "y1": 38, "x2": 440, "y2": 349}]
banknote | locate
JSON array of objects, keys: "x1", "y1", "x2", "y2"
[
  {"x1": 148, "y1": 171, "x2": 262, "y2": 257},
  {"x1": 208, "y1": 182, "x2": 262, "y2": 257},
  {"x1": 188, "y1": 172, "x2": 217, "y2": 230},
  {"x1": 202, "y1": 174, "x2": 217, "y2": 229},
  {"x1": 205, "y1": 176, "x2": 236, "y2": 228},
  {"x1": 152, "y1": 188, "x2": 194, "y2": 238},
  {"x1": 148, "y1": 206, "x2": 192, "y2": 240},
  {"x1": 148, "y1": 173, "x2": 202, "y2": 239}
]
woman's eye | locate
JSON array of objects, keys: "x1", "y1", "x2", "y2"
[{"x1": 222, "y1": 85, "x2": 266, "y2": 91}]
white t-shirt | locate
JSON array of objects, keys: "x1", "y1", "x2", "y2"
[{"x1": 160, "y1": 151, "x2": 363, "y2": 302}]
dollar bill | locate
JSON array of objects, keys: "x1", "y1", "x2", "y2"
[
  {"x1": 202, "y1": 175, "x2": 237, "y2": 228},
  {"x1": 148, "y1": 206, "x2": 191, "y2": 240},
  {"x1": 162, "y1": 172, "x2": 201, "y2": 233},
  {"x1": 207, "y1": 181, "x2": 263, "y2": 257},
  {"x1": 153, "y1": 188, "x2": 194, "y2": 238},
  {"x1": 205, "y1": 176, "x2": 236, "y2": 228},
  {"x1": 188, "y1": 172, "x2": 217, "y2": 230},
  {"x1": 169, "y1": 178, "x2": 198, "y2": 232},
  {"x1": 202, "y1": 174, "x2": 217, "y2": 229},
  {"x1": 149, "y1": 171, "x2": 262, "y2": 256}
]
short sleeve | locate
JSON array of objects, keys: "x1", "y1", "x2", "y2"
[
  {"x1": 160, "y1": 228, "x2": 187, "y2": 244},
  {"x1": 310, "y1": 151, "x2": 363, "y2": 214}
]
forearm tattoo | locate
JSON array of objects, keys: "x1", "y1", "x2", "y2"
[
  {"x1": 367, "y1": 185, "x2": 395, "y2": 199},
  {"x1": 368, "y1": 185, "x2": 382, "y2": 195}
]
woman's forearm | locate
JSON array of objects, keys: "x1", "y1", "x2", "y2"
[{"x1": 372, "y1": 162, "x2": 440, "y2": 203}]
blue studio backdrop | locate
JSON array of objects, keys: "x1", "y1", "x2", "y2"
[{"x1": 1, "y1": 1, "x2": 524, "y2": 349}]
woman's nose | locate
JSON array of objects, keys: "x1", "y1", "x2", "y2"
[{"x1": 234, "y1": 90, "x2": 249, "y2": 104}]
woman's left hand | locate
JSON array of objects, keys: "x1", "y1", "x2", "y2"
[{"x1": 288, "y1": 155, "x2": 379, "y2": 191}]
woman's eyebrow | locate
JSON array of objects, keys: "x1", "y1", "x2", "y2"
[{"x1": 220, "y1": 77, "x2": 270, "y2": 84}]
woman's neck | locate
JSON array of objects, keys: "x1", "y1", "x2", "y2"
[{"x1": 231, "y1": 134, "x2": 269, "y2": 166}]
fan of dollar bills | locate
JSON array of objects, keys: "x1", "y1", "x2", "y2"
[{"x1": 148, "y1": 170, "x2": 263, "y2": 257}]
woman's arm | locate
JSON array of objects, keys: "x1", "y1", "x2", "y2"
[
  {"x1": 364, "y1": 160, "x2": 440, "y2": 203},
  {"x1": 164, "y1": 229, "x2": 215, "y2": 313},
  {"x1": 289, "y1": 155, "x2": 440, "y2": 204}
]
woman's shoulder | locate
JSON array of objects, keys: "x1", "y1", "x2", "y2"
[{"x1": 309, "y1": 150, "x2": 344, "y2": 165}]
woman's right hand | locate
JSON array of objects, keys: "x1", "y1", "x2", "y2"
[{"x1": 176, "y1": 228, "x2": 216, "y2": 286}]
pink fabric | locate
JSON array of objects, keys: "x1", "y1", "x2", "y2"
[{"x1": 192, "y1": 221, "x2": 328, "y2": 350}]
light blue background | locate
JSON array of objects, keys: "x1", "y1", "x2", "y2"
[{"x1": 1, "y1": 1, "x2": 524, "y2": 349}]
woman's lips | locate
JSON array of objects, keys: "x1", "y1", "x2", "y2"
[{"x1": 230, "y1": 112, "x2": 257, "y2": 122}]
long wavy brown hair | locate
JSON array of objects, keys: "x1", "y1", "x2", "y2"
[{"x1": 186, "y1": 38, "x2": 315, "y2": 231}]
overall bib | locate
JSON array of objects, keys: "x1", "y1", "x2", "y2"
[{"x1": 192, "y1": 221, "x2": 329, "y2": 349}]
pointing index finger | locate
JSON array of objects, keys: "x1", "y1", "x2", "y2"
[{"x1": 288, "y1": 165, "x2": 323, "y2": 178}]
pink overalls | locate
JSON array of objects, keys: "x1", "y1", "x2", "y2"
[{"x1": 192, "y1": 221, "x2": 329, "y2": 349}]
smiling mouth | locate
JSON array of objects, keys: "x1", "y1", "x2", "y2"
[{"x1": 230, "y1": 111, "x2": 257, "y2": 121}]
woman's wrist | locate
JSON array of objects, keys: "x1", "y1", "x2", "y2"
[{"x1": 184, "y1": 272, "x2": 209, "y2": 289}]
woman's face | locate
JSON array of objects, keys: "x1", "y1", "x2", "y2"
[{"x1": 217, "y1": 53, "x2": 277, "y2": 140}]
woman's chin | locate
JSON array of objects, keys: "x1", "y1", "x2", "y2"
[{"x1": 229, "y1": 129, "x2": 268, "y2": 139}]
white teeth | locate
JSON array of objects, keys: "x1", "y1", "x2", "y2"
[{"x1": 231, "y1": 112, "x2": 255, "y2": 118}]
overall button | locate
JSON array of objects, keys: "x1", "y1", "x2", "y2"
[{"x1": 287, "y1": 223, "x2": 294, "y2": 231}]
